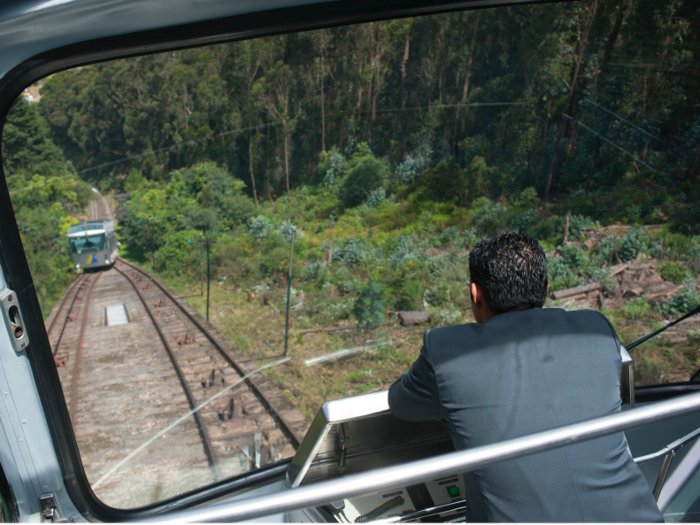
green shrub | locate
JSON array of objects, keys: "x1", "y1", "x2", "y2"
[
  {"x1": 304, "y1": 261, "x2": 325, "y2": 281},
  {"x1": 352, "y1": 278, "x2": 388, "y2": 331},
  {"x1": 658, "y1": 261, "x2": 689, "y2": 284},
  {"x1": 250, "y1": 215, "x2": 274, "y2": 238},
  {"x1": 366, "y1": 187, "x2": 386, "y2": 207},
  {"x1": 318, "y1": 147, "x2": 348, "y2": 186},
  {"x1": 339, "y1": 146, "x2": 389, "y2": 209},
  {"x1": 620, "y1": 227, "x2": 648, "y2": 260},
  {"x1": 439, "y1": 226, "x2": 461, "y2": 247},
  {"x1": 530, "y1": 215, "x2": 563, "y2": 243},
  {"x1": 278, "y1": 219, "x2": 302, "y2": 242},
  {"x1": 419, "y1": 158, "x2": 465, "y2": 202},
  {"x1": 462, "y1": 228, "x2": 479, "y2": 249},
  {"x1": 473, "y1": 202, "x2": 508, "y2": 236},
  {"x1": 661, "y1": 277, "x2": 700, "y2": 315},
  {"x1": 684, "y1": 236, "x2": 700, "y2": 274},
  {"x1": 334, "y1": 237, "x2": 366, "y2": 265},
  {"x1": 397, "y1": 280, "x2": 423, "y2": 310},
  {"x1": 510, "y1": 209, "x2": 537, "y2": 234},
  {"x1": 624, "y1": 297, "x2": 650, "y2": 319}
]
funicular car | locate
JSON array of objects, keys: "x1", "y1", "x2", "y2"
[
  {"x1": 0, "y1": 0, "x2": 699, "y2": 522},
  {"x1": 68, "y1": 220, "x2": 118, "y2": 271}
]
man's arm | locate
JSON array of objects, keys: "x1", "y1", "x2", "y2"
[{"x1": 388, "y1": 333, "x2": 442, "y2": 422}]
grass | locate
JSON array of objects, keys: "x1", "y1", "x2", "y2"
[
  {"x1": 157, "y1": 271, "x2": 452, "y2": 419},
  {"x1": 143, "y1": 261, "x2": 700, "y2": 421}
]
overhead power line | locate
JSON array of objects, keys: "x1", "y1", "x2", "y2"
[
  {"x1": 582, "y1": 99, "x2": 665, "y2": 144},
  {"x1": 77, "y1": 120, "x2": 284, "y2": 175},
  {"x1": 563, "y1": 113, "x2": 657, "y2": 173}
]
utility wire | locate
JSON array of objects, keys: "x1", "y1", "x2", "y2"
[
  {"x1": 76, "y1": 102, "x2": 527, "y2": 175},
  {"x1": 371, "y1": 102, "x2": 527, "y2": 114},
  {"x1": 563, "y1": 113, "x2": 658, "y2": 173},
  {"x1": 78, "y1": 120, "x2": 284, "y2": 175},
  {"x1": 582, "y1": 99, "x2": 665, "y2": 144}
]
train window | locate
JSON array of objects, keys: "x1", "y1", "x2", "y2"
[{"x1": 2, "y1": 0, "x2": 699, "y2": 510}]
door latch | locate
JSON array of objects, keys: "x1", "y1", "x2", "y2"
[{"x1": 0, "y1": 289, "x2": 29, "y2": 353}]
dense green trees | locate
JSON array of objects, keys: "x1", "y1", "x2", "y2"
[
  {"x1": 2, "y1": 98, "x2": 92, "y2": 315},
  {"x1": 32, "y1": 0, "x2": 699, "y2": 232}
]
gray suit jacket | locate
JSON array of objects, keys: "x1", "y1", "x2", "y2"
[{"x1": 389, "y1": 307, "x2": 663, "y2": 522}]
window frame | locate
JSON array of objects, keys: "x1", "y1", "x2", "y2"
[{"x1": 1, "y1": 0, "x2": 695, "y2": 520}]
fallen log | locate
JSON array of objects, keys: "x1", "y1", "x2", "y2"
[
  {"x1": 398, "y1": 311, "x2": 431, "y2": 326},
  {"x1": 551, "y1": 282, "x2": 602, "y2": 300},
  {"x1": 283, "y1": 324, "x2": 356, "y2": 334},
  {"x1": 610, "y1": 263, "x2": 629, "y2": 277}
]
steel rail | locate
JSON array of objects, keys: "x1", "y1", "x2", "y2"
[
  {"x1": 68, "y1": 272, "x2": 101, "y2": 417},
  {"x1": 47, "y1": 274, "x2": 88, "y2": 356},
  {"x1": 116, "y1": 257, "x2": 304, "y2": 446},
  {"x1": 112, "y1": 263, "x2": 218, "y2": 475},
  {"x1": 45, "y1": 273, "x2": 85, "y2": 336},
  {"x1": 634, "y1": 426, "x2": 700, "y2": 464},
  {"x1": 147, "y1": 391, "x2": 700, "y2": 523}
]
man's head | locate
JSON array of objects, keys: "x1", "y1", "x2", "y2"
[{"x1": 468, "y1": 233, "x2": 548, "y2": 322}]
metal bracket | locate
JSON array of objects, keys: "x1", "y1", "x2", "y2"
[
  {"x1": 40, "y1": 495, "x2": 59, "y2": 522},
  {"x1": 0, "y1": 289, "x2": 29, "y2": 353},
  {"x1": 338, "y1": 423, "x2": 347, "y2": 473}
]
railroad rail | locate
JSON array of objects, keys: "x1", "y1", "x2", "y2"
[{"x1": 45, "y1": 259, "x2": 308, "y2": 508}]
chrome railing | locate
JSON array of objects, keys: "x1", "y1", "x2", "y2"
[
  {"x1": 634, "y1": 425, "x2": 700, "y2": 500},
  {"x1": 149, "y1": 392, "x2": 700, "y2": 523}
]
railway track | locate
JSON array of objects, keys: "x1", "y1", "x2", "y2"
[
  {"x1": 88, "y1": 191, "x2": 113, "y2": 221},
  {"x1": 47, "y1": 260, "x2": 308, "y2": 508}
]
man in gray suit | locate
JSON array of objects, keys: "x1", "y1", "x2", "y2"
[{"x1": 389, "y1": 233, "x2": 662, "y2": 522}]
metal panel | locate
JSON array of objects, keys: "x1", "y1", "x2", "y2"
[
  {"x1": 148, "y1": 392, "x2": 700, "y2": 523},
  {"x1": 105, "y1": 304, "x2": 129, "y2": 326},
  {"x1": 286, "y1": 391, "x2": 453, "y2": 488},
  {"x1": 0, "y1": 258, "x2": 82, "y2": 521}
]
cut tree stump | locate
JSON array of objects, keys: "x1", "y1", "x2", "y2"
[
  {"x1": 551, "y1": 282, "x2": 602, "y2": 300},
  {"x1": 398, "y1": 311, "x2": 431, "y2": 326}
]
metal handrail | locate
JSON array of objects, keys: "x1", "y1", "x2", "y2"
[
  {"x1": 634, "y1": 426, "x2": 700, "y2": 464},
  {"x1": 632, "y1": 425, "x2": 700, "y2": 501},
  {"x1": 148, "y1": 392, "x2": 700, "y2": 523}
]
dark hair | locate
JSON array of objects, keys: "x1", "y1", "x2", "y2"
[{"x1": 468, "y1": 232, "x2": 548, "y2": 314}]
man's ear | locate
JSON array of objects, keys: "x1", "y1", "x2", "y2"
[
  {"x1": 546, "y1": 280, "x2": 550, "y2": 293},
  {"x1": 470, "y1": 282, "x2": 482, "y2": 307}
]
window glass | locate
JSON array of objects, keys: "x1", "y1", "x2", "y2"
[
  {"x1": 2, "y1": 0, "x2": 699, "y2": 509},
  {"x1": 70, "y1": 234, "x2": 106, "y2": 253}
]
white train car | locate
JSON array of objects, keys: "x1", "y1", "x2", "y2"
[{"x1": 67, "y1": 220, "x2": 118, "y2": 271}]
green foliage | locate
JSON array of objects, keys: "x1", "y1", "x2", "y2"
[
  {"x1": 339, "y1": 146, "x2": 389, "y2": 209},
  {"x1": 510, "y1": 209, "x2": 537, "y2": 235},
  {"x1": 658, "y1": 261, "x2": 690, "y2": 284},
  {"x1": 278, "y1": 220, "x2": 301, "y2": 242},
  {"x1": 396, "y1": 146, "x2": 432, "y2": 183},
  {"x1": 418, "y1": 158, "x2": 464, "y2": 203},
  {"x1": 2, "y1": 97, "x2": 91, "y2": 316},
  {"x1": 397, "y1": 280, "x2": 423, "y2": 310},
  {"x1": 352, "y1": 278, "x2": 387, "y2": 332},
  {"x1": 366, "y1": 188, "x2": 386, "y2": 208},
  {"x1": 250, "y1": 216, "x2": 274, "y2": 238},
  {"x1": 661, "y1": 277, "x2": 700, "y2": 315},
  {"x1": 318, "y1": 148, "x2": 348, "y2": 186},
  {"x1": 335, "y1": 237, "x2": 366, "y2": 266},
  {"x1": 472, "y1": 201, "x2": 508, "y2": 236},
  {"x1": 624, "y1": 297, "x2": 651, "y2": 319},
  {"x1": 620, "y1": 227, "x2": 649, "y2": 261}
]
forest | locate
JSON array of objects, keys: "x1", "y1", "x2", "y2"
[{"x1": 3, "y1": 0, "x2": 700, "y2": 412}]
